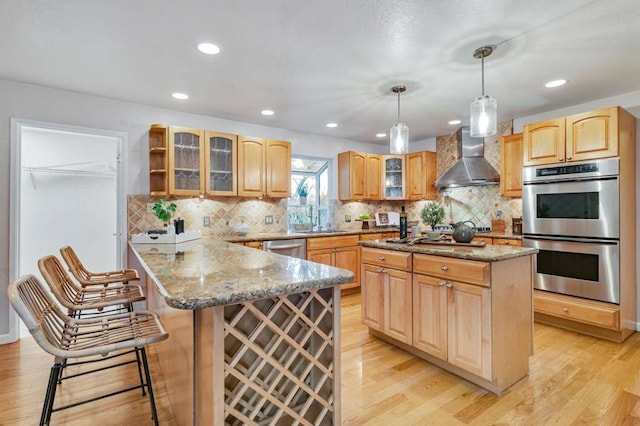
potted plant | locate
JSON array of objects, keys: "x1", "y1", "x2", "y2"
[
  {"x1": 152, "y1": 199, "x2": 177, "y2": 233},
  {"x1": 421, "y1": 201, "x2": 445, "y2": 240},
  {"x1": 296, "y1": 177, "x2": 309, "y2": 205}
]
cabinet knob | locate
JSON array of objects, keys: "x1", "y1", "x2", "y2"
[
  {"x1": 567, "y1": 156, "x2": 572, "y2": 160},
  {"x1": 558, "y1": 158, "x2": 564, "y2": 161},
  {"x1": 379, "y1": 268, "x2": 387, "y2": 274},
  {"x1": 438, "y1": 281, "x2": 446, "y2": 287},
  {"x1": 446, "y1": 283, "x2": 453, "y2": 288},
  {"x1": 562, "y1": 307, "x2": 569, "y2": 313},
  {"x1": 335, "y1": 248, "x2": 340, "y2": 252},
  {"x1": 378, "y1": 256, "x2": 385, "y2": 261},
  {"x1": 441, "y1": 265, "x2": 448, "y2": 271}
]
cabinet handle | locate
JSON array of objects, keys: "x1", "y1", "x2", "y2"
[
  {"x1": 562, "y1": 307, "x2": 569, "y2": 313},
  {"x1": 567, "y1": 156, "x2": 572, "y2": 160},
  {"x1": 335, "y1": 248, "x2": 340, "y2": 252},
  {"x1": 378, "y1": 256, "x2": 385, "y2": 261},
  {"x1": 379, "y1": 268, "x2": 387, "y2": 274},
  {"x1": 558, "y1": 158, "x2": 564, "y2": 161},
  {"x1": 441, "y1": 265, "x2": 448, "y2": 271},
  {"x1": 438, "y1": 281, "x2": 446, "y2": 287},
  {"x1": 446, "y1": 282, "x2": 453, "y2": 288}
]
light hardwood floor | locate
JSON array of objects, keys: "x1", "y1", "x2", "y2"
[{"x1": 2, "y1": 292, "x2": 640, "y2": 425}]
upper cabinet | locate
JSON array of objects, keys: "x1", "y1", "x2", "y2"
[
  {"x1": 500, "y1": 133, "x2": 523, "y2": 197},
  {"x1": 338, "y1": 151, "x2": 367, "y2": 200},
  {"x1": 149, "y1": 126, "x2": 290, "y2": 198},
  {"x1": 338, "y1": 150, "x2": 437, "y2": 201},
  {"x1": 523, "y1": 107, "x2": 631, "y2": 166},
  {"x1": 382, "y1": 155, "x2": 406, "y2": 200},
  {"x1": 168, "y1": 127, "x2": 205, "y2": 196},
  {"x1": 406, "y1": 151, "x2": 436, "y2": 200},
  {"x1": 237, "y1": 136, "x2": 291, "y2": 198}
]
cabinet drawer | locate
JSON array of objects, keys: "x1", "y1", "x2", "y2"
[
  {"x1": 361, "y1": 247, "x2": 412, "y2": 271},
  {"x1": 307, "y1": 235, "x2": 359, "y2": 250},
  {"x1": 360, "y1": 233, "x2": 382, "y2": 241},
  {"x1": 472, "y1": 236, "x2": 492, "y2": 245},
  {"x1": 492, "y1": 238, "x2": 522, "y2": 247},
  {"x1": 413, "y1": 254, "x2": 490, "y2": 287},
  {"x1": 534, "y1": 291, "x2": 619, "y2": 330}
]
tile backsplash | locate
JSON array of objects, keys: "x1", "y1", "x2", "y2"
[{"x1": 128, "y1": 120, "x2": 522, "y2": 236}]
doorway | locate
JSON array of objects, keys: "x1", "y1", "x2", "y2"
[{"x1": 7, "y1": 119, "x2": 126, "y2": 342}]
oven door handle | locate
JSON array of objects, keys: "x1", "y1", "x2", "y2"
[{"x1": 523, "y1": 234, "x2": 619, "y2": 245}]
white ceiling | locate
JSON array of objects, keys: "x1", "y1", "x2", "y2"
[{"x1": 2, "y1": 0, "x2": 640, "y2": 145}]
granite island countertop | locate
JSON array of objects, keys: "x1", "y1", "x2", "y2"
[
  {"x1": 130, "y1": 237, "x2": 355, "y2": 309},
  {"x1": 359, "y1": 239, "x2": 537, "y2": 262},
  {"x1": 221, "y1": 227, "x2": 401, "y2": 243}
]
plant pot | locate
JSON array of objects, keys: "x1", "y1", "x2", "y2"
[{"x1": 299, "y1": 197, "x2": 307, "y2": 205}]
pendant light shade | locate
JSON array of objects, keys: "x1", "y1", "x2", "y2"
[
  {"x1": 470, "y1": 45, "x2": 497, "y2": 137},
  {"x1": 390, "y1": 85, "x2": 409, "y2": 154}
]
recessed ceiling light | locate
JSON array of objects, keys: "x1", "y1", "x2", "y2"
[
  {"x1": 172, "y1": 92, "x2": 189, "y2": 100},
  {"x1": 261, "y1": 109, "x2": 274, "y2": 116},
  {"x1": 326, "y1": 123, "x2": 338, "y2": 128},
  {"x1": 545, "y1": 79, "x2": 567, "y2": 88},
  {"x1": 376, "y1": 133, "x2": 386, "y2": 138},
  {"x1": 448, "y1": 120, "x2": 462, "y2": 125},
  {"x1": 197, "y1": 42, "x2": 220, "y2": 55}
]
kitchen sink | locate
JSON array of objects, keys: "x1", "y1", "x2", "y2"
[{"x1": 298, "y1": 229, "x2": 348, "y2": 234}]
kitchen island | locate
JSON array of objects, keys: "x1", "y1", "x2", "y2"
[
  {"x1": 358, "y1": 239, "x2": 537, "y2": 394},
  {"x1": 129, "y1": 238, "x2": 355, "y2": 425}
]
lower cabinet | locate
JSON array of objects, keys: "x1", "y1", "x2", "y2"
[{"x1": 307, "y1": 235, "x2": 360, "y2": 292}]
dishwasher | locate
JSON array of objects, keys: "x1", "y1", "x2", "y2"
[{"x1": 263, "y1": 239, "x2": 307, "y2": 259}]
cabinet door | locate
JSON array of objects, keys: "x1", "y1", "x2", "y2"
[
  {"x1": 500, "y1": 133, "x2": 523, "y2": 197},
  {"x1": 335, "y1": 245, "x2": 360, "y2": 288},
  {"x1": 491, "y1": 238, "x2": 522, "y2": 247},
  {"x1": 338, "y1": 151, "x2": 366, "y2": 200},
  {"x1": 237, "y1": 136, "x2": 265, "y2": 197},
  {"x1": 361, "y1": 263, "x2": 384, "y2": 331},
  {"x1": 412, "y1": 274, "x2": 447, "y2": 359},
  {"x1": 366, "y1": 154, "x2": 382, "y2": 200},
  {"x1": 566, "y1": 107, "x2": 618, "y2": 162},
  {"x1": 205, "y1": 131, "x2": 237, "y2": 196},
  {"x1": 382, "y1": 155, "x2": 406, "y2": 200},
  {"x1": 523, "y1": 118, "x2": 566, "y2": 166},
  {"x1": 266, "y1": 140, "x2": 291, "y2": 197},
  {"x1": 447, "y1": 281, "x2": 492, "y2": 380},
  {"x1": 384, "y1": 268, "x2": 412, "y2": 344},
  {"x1": 168, "y1": 127, "x2": 205, "y2": 196},
  {"x1": 406, "y1": 151, "x2": 436, "y2": 201},
  {"x1": 307, "y1": 248, "x2": 334, "y2": 266}
]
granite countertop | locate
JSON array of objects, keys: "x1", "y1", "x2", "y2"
[
  {"x1": 222, "y1": 227, "x2": 400, "y2": 243},
  {"x1": 358, "y1": 239, "x2": 537, "y2": 262},
  {"x1": 129, "y1": 237, "x2": 355, "y2": 310},
  {"x1": 473, "y1": 231, "x2": 523, "y2": 240}
]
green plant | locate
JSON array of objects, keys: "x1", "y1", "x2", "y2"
[
  {"x1": 152, "y1": 198, "x2": 177, "y2": 223},
  {"x1": 296, "y1": 177, "x2": 309, "y2": 198},
  {"x1": 421, "y1": 201, "x2": 445, "y2": 230}
]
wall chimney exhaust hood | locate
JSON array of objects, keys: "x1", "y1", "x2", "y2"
[{"x1": 434, "y1": 126, "x2": 500, "y2": 188}]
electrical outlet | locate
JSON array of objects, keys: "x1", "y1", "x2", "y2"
[
  {"x1": 203, "y1": 216, "x2": 210, "y2": 227},
  {"x1": 345, "y1": 215, "x2": 351, "y2": 222},
  {"x1": 265, "y1": 215, "x2": 273, "y2": 225},
  {"x1": 147, "y1": 203, "x2": 154, "y2": 213}
]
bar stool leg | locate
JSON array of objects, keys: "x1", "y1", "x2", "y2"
[
  {"x1": 134, "y1": 348, "x2": 146, "y2": 396},
  {"x1": 41, "y1": 363, "x2": 62, "y2": 426},
  {"x1": 140, "y1": 347, "x2": 159, "y2": 426}
]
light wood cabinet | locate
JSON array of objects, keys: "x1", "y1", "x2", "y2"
[
  {"x1": 204, "y1": 131, "x2": 237, "y2": 196},
  {"x1": 338, "y1": 151, "x2": 366, "y2": 200},
  {"x1": 492, "y1": 238, "x2": 522, "y2": 247},
  {"x1": 412, "y1": 273, "x2": 447, "y2": 359},
  {"x1": 472, "y1": 236, "x2": 493, "y2": 245},
  {"x1": 366, "y1": 154, "x2": 382, "y2": 200},
  {"x1": 243, "y1": 241, "x2": 263, "y2": 250},
  {"x1": 360, "y1": 232, "x2": 400, "y2": 241},
  {"x1": 168, "y1": 126, "x2": 205, "y2": 196},
  {"x1": 406, "y1": 151, "x2": 437, "y2": 200},
  {"x1": 534, "y1": 290, "x2": 619, "y2": 331},
  {"x1": 361, "y1": 248, "x2": 412, "y2": 344},
  {"x1": 149, "y1": 124, "x2": 169, "y2": 196},
  {"x1": 523, "y1": 107, "x2": 631, "y2": 166},
  {"x1": 382, "y1": 155, "x2": 406, "y2": 199},
  {"x1": 500, "y1": 133, "x2": 523, "y2": 197},
  {"x1": 238, "y1": 136, "x2": 291, "y2": 198},
  {"x1": 307, "y1": 235, "x2": 360, "y2": 292}
]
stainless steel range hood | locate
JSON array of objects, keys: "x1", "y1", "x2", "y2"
[{"x1": 434, "y1": 126, "x2": 500, "y2": 188}]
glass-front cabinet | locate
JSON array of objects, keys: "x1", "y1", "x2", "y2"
[
  {"x1": 382, "y1": 155, "x2": 406, "y2": 199},
  {"x1": 205, "y1": 131, "x2": 237, "y2": 196},
  {"x1": 168, "y1": 127, "x2": 204, "y2": 196}
]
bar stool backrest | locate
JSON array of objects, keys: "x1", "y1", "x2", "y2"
[
  {"x1": 38, "y1": 255, "x2": 81, "y2": 311},
  {"x1": 59, "y1": 245, "x2": 92, "y2": 283}
]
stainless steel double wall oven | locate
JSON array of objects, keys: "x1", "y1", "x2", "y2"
[{"x1": 522, "y1": 158, "x2": 620, "y2": 304}]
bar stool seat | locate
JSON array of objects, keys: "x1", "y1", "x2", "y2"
[
  {"x1": 38, "y1": 255, "x2": 145, "y2": 315},
  {"x1": 8, "y1": 274, "x2": 169, "y2": 425},
  {"x1": 60, "y1": 245, "x2": 139, "y2": 287}
]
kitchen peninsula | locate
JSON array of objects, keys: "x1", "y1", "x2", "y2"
[
  {"x1": 130, "y1": 238, "x2": 355, "y2": 425},
  {"x1": 358, "y1": 239, "x2": 537, "y2": 394}
]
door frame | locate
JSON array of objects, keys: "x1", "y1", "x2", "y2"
[{"x1": 5, "y1": 118, "x2": 127, "y2": 344}]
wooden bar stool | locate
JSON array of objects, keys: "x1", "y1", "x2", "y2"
[
  {"x1": 60, "y1": 245, "x2": 140, "y2": 287},
  {"x1": 8, "y1": 274, "x2": 168, "y2": 426},
  {"x1": 38, "y1": 255, "x2": 145, "y2": 317}
]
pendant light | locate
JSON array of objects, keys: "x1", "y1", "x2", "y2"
[
  {"x1": 470, "y1": 45, "x2": 497, "y2": 137},
  {"x1": 390, "y1": 85, "x2": 409, "y2": 154}
]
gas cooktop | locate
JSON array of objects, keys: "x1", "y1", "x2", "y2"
[{"x1": 433, "y1": 225, "x2": 491, "y2": 233}]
